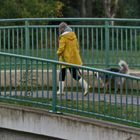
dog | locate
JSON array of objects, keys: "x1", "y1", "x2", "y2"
[{"x1": 95, "y1": 60, "x2": 129, "y2": 92}]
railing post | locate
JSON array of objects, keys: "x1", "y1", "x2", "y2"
[
  {"x1": 25, "y1": 20, "x2": 29, "y2": 56},
  {"x1": 105, "y1": 21, "x2": 109, "y2": 67},
  {"x1": 52, "y1": 64, "x2": 57, "y2": 112}
]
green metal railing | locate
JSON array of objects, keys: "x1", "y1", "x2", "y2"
[
  {"x1": 0, "y1": 52, "x2": 140, "y2": 126},
  {"x1": 0, "y1": 18, "x2": 140, "y2": 67}
]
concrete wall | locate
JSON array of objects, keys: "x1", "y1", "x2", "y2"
[
  {"x1": 0, "y1": 103, "x2": 139, "y2": 140},
  {"x1": 0, "y1": 128, "x2": 62, "y2": 140}
]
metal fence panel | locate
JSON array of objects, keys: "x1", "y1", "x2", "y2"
[
  {"x1": 0, "y1": 18, "x2": 140, "y2": 67},
  {"x1": 0, "y1": 52, "x2": 139, "y2": 126}
]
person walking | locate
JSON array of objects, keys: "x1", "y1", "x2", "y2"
[{"x1": 57, "y1": 22, "x2": 89, "y2": 96}]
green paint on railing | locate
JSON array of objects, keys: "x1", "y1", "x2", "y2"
[{"x1": 0, "y1": 18, "x2": 140, "y2": 67}]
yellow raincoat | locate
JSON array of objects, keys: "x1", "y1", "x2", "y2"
[{"x1": 57, "y1": 32, "x2": 82, "y2": 66}]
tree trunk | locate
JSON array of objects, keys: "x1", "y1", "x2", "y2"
[
  {"x1": 86, "y1": 0, "x2": 93, "y2": 17},
  {"x1": 104, "y1": 0, "x2": 119, "y2": 25},
  {"x1": 104, "y1": 0, "x2": 111, "y2": 17},
  {"x1": 81, "y1": 0, "x2": 86, "y2": 17}
]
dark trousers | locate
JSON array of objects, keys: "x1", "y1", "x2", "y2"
[{"x1": 59, "y1": 67, "x2": 81, "y2": 81}]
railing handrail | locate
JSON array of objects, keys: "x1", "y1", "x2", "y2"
[
  {"x1": 0, "y1": 17, "x2": 140, "y2": 22},
  {"x1": 1, "y1": 25, "x2": 140, "y2": 29}
]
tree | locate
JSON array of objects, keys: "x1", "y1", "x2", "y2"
[
  {"x1": 117, "y1": 0, "x2": 140, "y2": 18},
  {"x1": 0, "y1": 0, "x2": 64, "y2": 19}
]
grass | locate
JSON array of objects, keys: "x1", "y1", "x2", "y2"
[
  {"x1": 0, "y1": 48, "x2": 140, "y2": 68},
  {"x1": 0, "y1": 95, "x2": 139, "y2": 128}
]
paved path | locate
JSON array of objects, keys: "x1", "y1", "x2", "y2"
[
  {"x1": 1, "y1": 91, "x2": 140, "y2": 105},
  {"x1": 57, "y1": 92, "x2": 140, "y2": 105}
]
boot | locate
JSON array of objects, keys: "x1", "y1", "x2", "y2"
[
  {"x1": 79, "y1": 78, "x2": 89, "y2": 96},
  {"x1": 57, "y1": 81, "x2": 65, "y2": 95}
]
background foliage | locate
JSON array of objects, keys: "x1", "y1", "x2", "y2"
[{"x1": 0, "y1": 0, "x2": 139, "y2": 19}]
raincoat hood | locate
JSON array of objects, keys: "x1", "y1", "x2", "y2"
[{"x1": 60, "y1": 32, "x2": 76, "y2": 41}]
